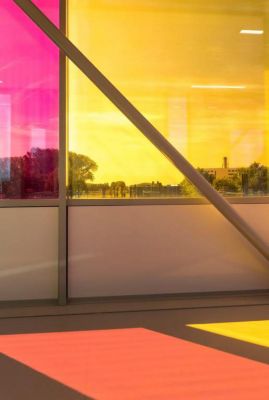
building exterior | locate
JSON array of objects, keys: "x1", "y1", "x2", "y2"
[
  {"x1": 0, "y1": 0, "x2": 268, "y2": 305},
  {"x1": 204, "y1": 157, "x2": 240, "y2": 180}
]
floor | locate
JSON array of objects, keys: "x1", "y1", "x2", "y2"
[{"x1": 1, "y1": 301, "x2": 269, "y2": 399}]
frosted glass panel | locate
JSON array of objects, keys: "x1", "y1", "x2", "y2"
[
  {"x1": 69, "y1": 205, "x2": 269, "y2": 298},
  {"x1": 0, "y1": 207, "x2": 58, "y2": 301}
]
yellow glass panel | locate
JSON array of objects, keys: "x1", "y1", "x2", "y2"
[
  {"x1": 68, "y1": 62, "x2": 199, "y2": 198},
  {"x1": 68, "y1": 0, "x2": 269, "y2": 197},
  {"x1": 188, "y1": 320, "x2": 269, "y2": 348}
]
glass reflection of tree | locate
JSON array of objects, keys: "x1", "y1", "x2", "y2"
[
  {"x1": 0, "y1": 148, "x2": 98, "y2": 199},
  {"x1": 0, "y1": 149, "x2": 268, "y2": 199},
  {"x1": 68, "y1": 152, "x2": 97, "y2": 196},
  {"x1": 0, "y1": 148, "x2": 59, "y2": 199}
]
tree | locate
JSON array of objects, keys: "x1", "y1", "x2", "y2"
[
  {"x1": 68, "y1": 151, "x2": 98, "y2": 196},
  {"x1": 110, "y1": 181, "x2": 127, "y2": 197},
  {"x1": 0, "y1": 148, "x2": 98, "y2": 198},
  {"x1": 213, "y1": 177, "x2": 241, "y2": 193},
  {"x1": 247, "y1": 162, "x2": 268, "y2": 194},
  {"x1": 197, "y1": 168, "x2": 215, "y2": 184},
  {"x1": 22, "y1": 148, "x2": 58, "y2": 195},
  {"x1": 0, "y1": 156, "x2": 24, "y2": 198},
  {"x1": 179, "y1": 178, "x2": 199, "y2": 197},
  {"x1": 179, "y1": 169, "x2": 215, "y2": 197}
]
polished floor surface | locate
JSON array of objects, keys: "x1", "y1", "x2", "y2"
[{"x1": 1, "y1": 302, "x2": 269, "y2": 399}]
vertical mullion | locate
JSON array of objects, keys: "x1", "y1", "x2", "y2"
[{"x1": 58, "y1": 0, "x2": 67, "y2": 305}]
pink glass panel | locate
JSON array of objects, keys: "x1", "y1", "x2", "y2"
[{"x1": 0, "y1": 0, "x2": 59, "y2": 199}]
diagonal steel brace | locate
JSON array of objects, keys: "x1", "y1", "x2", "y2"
[{"x1": 14, "y1": 0, "x2": 269, "y2": 263}]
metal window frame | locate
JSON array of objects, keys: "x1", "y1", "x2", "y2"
[
  {"x1": 58, "y1": 0, "x2": 68, "y2": 305},
  {"x1": 1, "y1": 197, "x2": 269, "y2": 209},
  {"x1": 13, "y1": 0, "x2": 269, "y2": 260},
  {"x1": 1, "y1": 0, "x2": 268, "y2": 307},
  {"x1": 67, "y1": 197, "x2": 269, "y2": 206}
]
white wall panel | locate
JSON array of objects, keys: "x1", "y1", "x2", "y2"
[
  {"x1": 0, "y1": 207, "x2": 58, "y2": 300},
  {"x1": 69, "y1": 205, "x2": 269, "y2": 298}
]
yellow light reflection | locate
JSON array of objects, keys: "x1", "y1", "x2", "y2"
[
  {"x1": 188, "y1": 320, "x2": 269, "y2": 348},
  {"x1": 240, "y1": 29, "x2": 264, "y2": 35},
  {"x1": 68, "y1": 0, "x2": 268, "y2": 185},
  {"x1": 191, "y1": 85, "x2": 246, "y2": 89},
  {"x1": 68, "y1": 63, "x2": 184, "y2": 185}
]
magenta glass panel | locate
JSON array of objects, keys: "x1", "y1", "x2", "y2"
[
  {"x1": 0, "y1": 0, "x2": 59, "y2": 199},
  {"x1": 32, "y1": 0, "x2": 59, "y2": 25}
]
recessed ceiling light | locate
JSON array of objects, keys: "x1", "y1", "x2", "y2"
[
  {"x1": 240, "y1": 29, "x2": 264, "y2": 35},
  {"x1": 191, "y1": 85, "x2": 246, "y2": 90}
]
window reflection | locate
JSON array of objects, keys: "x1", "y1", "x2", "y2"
[
  {"x1": 0, "y1": 0, "x2": 59, "y2": 199},
  {"x1": 67, "y1": 0, "x2": 269, "y2": 199}
]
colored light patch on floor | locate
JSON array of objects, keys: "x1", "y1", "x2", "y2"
[
  {"x1": 188, "y1": 320, "x2": 269, "y2": 348},
  {"x1": 1, "y1": 328, "x2": 269, "y2": 399}
]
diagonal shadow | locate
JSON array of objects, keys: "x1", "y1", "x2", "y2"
[
  {"x1": 140, "y1": 308, "x2": 269, "y2": 365},
  {"x1": 0, "y1": 353, "x2": 94, "y2": 400},
  {"x1": 146, "y1": 321, "x2": 269, "y2": 365},
  {"x1": 1, "y1": 305, "x2": 269, "y2": 366}
]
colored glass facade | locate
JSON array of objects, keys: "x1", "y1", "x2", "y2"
[
  {"x1": 0, "y1": 0, "x2": 269, "y2": 304},
  {"x1": 1, "y1": 1, "x2": 269, "y2": 200},
  {"x1": 67, "y1": 0, "x2": 269, "y2": 199},
  {"x1": 0, "y1": 0, "x2": 59, "y2": 199}
]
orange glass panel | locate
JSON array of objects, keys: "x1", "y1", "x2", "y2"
[
  {"x1": 67, "y1": 63, "x2": 198, "y2": 199},
  {"x1": 68, "y1": 0, "x2": 269, "y2": 197}
]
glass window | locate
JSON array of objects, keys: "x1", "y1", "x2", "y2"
[
  {"x1": 68, "y1": 63, "x2": 199, "y2": 199},
  {"x1": 67, "y1": 0, "x2": 269, "y2": 198},
  {"x1": 0, "y1": 0, "x2": 59, "y2": 199}
]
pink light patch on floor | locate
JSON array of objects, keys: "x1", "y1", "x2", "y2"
[{"x1": 1, "y1": 328, "x2": 269, "y2": 399}]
